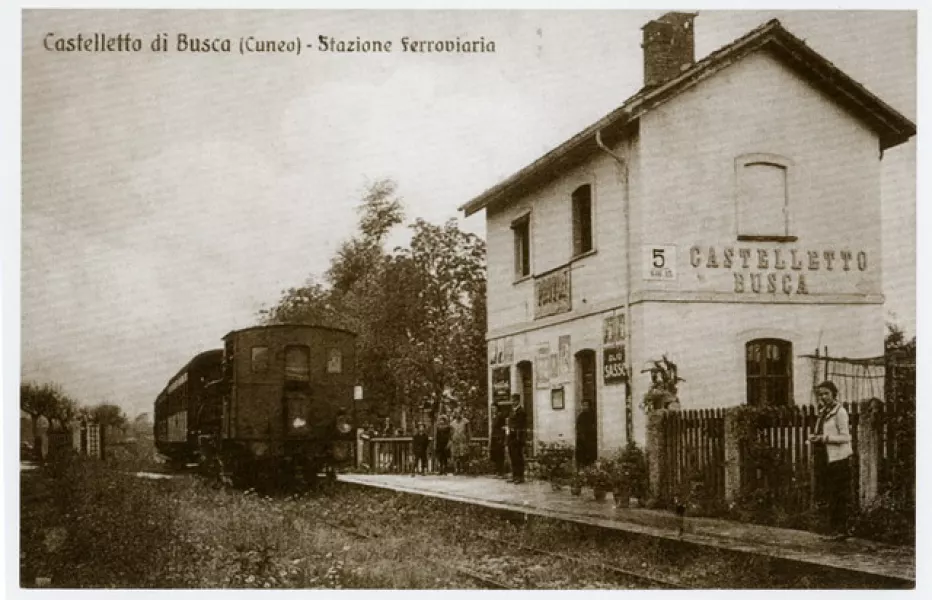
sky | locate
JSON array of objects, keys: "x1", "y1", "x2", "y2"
[{"x1": 15, "y1": 9, "x2": 916, "y2": 420}]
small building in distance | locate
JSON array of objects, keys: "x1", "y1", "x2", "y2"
[{"x1": 460, "y1": 13, "x2": 915, "y2": 456}]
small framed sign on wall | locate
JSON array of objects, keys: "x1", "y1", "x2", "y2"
[{"x1": 551, "y1": 386, "x2": 565, "y2": 410}]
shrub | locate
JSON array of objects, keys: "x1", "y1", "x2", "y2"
[
  {"x1": 536, "y1": 441, "x2": 574, "y2": 482},
  {"x1": 613, "y1": 441, "x2": 649, "y2": 501},
  {"x1": 850, "y1": 489, "x2": 915, "y2": 546}
]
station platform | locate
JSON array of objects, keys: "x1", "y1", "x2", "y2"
[{"x1": 339, "y1": 473, "x2": 915, "y2": 584}]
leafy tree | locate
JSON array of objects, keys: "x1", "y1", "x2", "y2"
[
  {"x1": 259, "y1": 179, "x2": 488, "y2": 432},
  {"x1": 90, "y1": 403, "x2": 128, "y2": 431},
  {"x1": 385, "y1": 218, "x2": 487, "y2": 425},
  {"x1": 20, "y1": 381, "x2": 78, "y2": 436}
]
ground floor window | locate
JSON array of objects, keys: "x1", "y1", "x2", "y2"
[{"x1": 746, "y1": 338, "x2": 793, "y2": 407}]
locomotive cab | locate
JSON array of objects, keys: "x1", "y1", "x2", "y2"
[{"x1": 216, "y1": 324, "x2": 357, "y2": 484}]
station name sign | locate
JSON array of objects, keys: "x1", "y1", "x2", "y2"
[{"x1": 689, "y1": 246, "x2": 868, "y2": 295}]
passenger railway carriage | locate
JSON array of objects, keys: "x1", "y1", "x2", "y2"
[{"x1": 154, "y1": 324, "x2": 357, "y2": 486}]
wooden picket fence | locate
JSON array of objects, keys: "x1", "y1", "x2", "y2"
[
  {"x1": 652, "y1": 397, "x2": 915, "y2": 512},
  {"x1": 655, "y1": 408, "x2": 725, "y2": 506}
]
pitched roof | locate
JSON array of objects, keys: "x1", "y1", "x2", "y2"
[{"x1": 459, "y1": 19, "x2": 916, "y2": 217}]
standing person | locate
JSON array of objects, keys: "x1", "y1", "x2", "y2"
[
  {"x1": 575, "y1": 399, "x2": 597, "y2": 469},
  {"x1": 449, "y1": 410, "x2": 472, "y2": 474},
  {"x1": 434, "y1": 415, "x2": 452, "y2": 475},
  {"x1": 411, "y1": 423, "x2": 430, "y2": 476},
  {"x1": 507, "y1": 395, "x2": 527, "y2": 484},
  {"x1": 489, "y1": 405, "x2": 508, "y2": 477},
  {"x1": 809, "y1": 381, "x2": 853, "y2": 540}
]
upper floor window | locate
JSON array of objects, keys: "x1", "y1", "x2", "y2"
[
  {"x1": 512, "y1": 214, "x2": 531, "y2": 279},
  {"x1": 572, "y1": 184, "x2": 593, "y2": 256},
  {"x1": 736, "y1": 154, "x2": 794, "y2": 241},
  {"x1": 746, "y1": 338, "x2": 793, "y2": 407},
  {"x1": 285, "y1": 345, "x2": 311, "y2": 381},
  {"x1": 251, "y1": 346, "x2": 269, "y2": 373}
]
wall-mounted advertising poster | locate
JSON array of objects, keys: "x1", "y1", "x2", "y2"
[
  {"x1": 492, "y1": 366, "x2": 511, "y2": 404},
  {"x1": 535, "y1": 344, "x2": 551, "y2": 389},
  {"x1": 602, "y1": 314, "x2": 625, "y2": 346},
  {"x1": 534, "y1": 266, "x2": 571, "y2": 319},
  {"x1": 603, "y1": 345, "x2": 628, "y2": 385},
  {"x1": 558, "y1": 335, "x2": 571, "y2": 380}
]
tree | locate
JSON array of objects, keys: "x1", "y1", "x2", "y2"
[
  {"x1": 20, "y1": 381, "x2": 78, "y2": 435},
  {"x1": 90, "y1": 403, "x2": 128, "y2": 431},
  {"x1": 382, "y1": 218, "x2": 488, "y2": 426},
  {"x1": 259, "y1": 179, "x2": 488, "y2": 433}
]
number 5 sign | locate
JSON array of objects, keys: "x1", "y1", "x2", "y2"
[{"x1": 643, "y1": 245, "x2": 677, "y2": 280}]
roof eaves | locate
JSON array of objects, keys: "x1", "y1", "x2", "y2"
[{"x1": 458, "y1": 20, "x2": 782, "y2": 218}]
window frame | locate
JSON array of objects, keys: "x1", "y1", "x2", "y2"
[
  {"x1": 745, "y1": 338, "x2": 794, "y2": 407},
  {"x1": 284, "y1": 344, "x2": 311, "y2": 381},
  {"x1": 511, "y1": 213, "x2": 531, "y2": 281},
  {"x1": 251, "y1": 346, "x2": 270, "y2": 373},
  {"x1": 734, "y1": 153, "x2": 797, "y2": 243}
]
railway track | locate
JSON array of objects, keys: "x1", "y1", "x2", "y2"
[
  {"x1": 314, "y1": 512, "x2": 687, "y2": 590},
  {"x1": 312, "y1": 517, "x2": 516, "y2": 589},
  {"x1": 471, "y1": 531, "x2": 691, "y2": 589}
]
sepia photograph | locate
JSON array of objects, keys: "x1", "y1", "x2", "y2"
[{"x1": 8, "y1": 3, "x2": 919, "y2": 593}]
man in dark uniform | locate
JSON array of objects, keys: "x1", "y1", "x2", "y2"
[
  {"x1": 575, "y1": 399, "x2": 597, "y2": 469},
  {"x1": 489, "y1": 404, "x2": 508, "y2": 477},
  {"x1": 507, "y1": 395, "x2": 527, "y2": 484}
]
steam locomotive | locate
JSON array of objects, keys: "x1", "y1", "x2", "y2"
[{"x1": 154, "y1": 324, "x2": 357, "y2": 486}]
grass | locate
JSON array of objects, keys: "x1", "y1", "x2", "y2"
[
  {"x1": 19, "y1": 444, "x2": 482, "y2": 589},
  {"x1": 20, "y1": 442, "x2": 906, "y2": 589}
]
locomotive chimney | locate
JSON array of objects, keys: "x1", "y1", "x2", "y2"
[{"x1": 642, "y1": 12, "x2": 697, "y2": 89}]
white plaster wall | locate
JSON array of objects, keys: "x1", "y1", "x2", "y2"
[
  {"x1": 634, "y1": 50, "x2": 883, "y2": 300},
  {"x1": 630, "y1": 301, "x2": 884, "y2": 410},
  {"x1": 484, "y1": 139, "x2": 633, "y2": 334},
  {"x1": 499, "y1": 313, "x2": 631, "y2": 457}
]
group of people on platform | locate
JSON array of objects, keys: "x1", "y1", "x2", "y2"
[
  {"x1": 409, "y1": 409, "x2": 473, "y2": 476},
  {"x1": 399, "y1": 380, "x2": 853, "y2": 540}
]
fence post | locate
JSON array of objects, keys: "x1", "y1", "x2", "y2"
[
  {"x1": 857, "y1": 397, "x2": 882, "y2": 508},
  {"x1": 723, "y1": 407, "x2": 741, "y2": 506},
  {"x1": 646, "y1": 410, "x2": 665, "y2": 505}
]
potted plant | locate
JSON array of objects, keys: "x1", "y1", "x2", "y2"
[
  {"x1": 640, "y1": 355, "x2": 684, "y2": 412},
  {"x1": 570, "y1": 471, "x2": 584, "y2": 496},
  {"x1": 583, "y1": 460, "x2": 613, "y2": 501},
  {"x1": 538, "y1": 440, "x2": 574, "y2": 490}
]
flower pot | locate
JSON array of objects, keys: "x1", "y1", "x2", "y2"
[
  {"x1": 570, "y1": 484, "x2": 582, "y2": 496},
  {"x1": 551, "y1": 480, "x2": 564, "y2": 491},
  {"x1": 593, "y1": 487, "x2": 608, "y2": 501}
]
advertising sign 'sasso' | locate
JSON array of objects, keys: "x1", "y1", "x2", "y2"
[
  {"x1": 43, "y1": 33, "x2": 496, "y2": 55},
  {"x1": 603, "y1": 346, "x2": 627, "y2": 385},
  {"x1": 690, "y1": 246, "x2": 869, "y2": 295}
]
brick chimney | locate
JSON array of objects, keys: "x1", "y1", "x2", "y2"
[{"x1": 642, "y1": 12, "x2": 697, "y2": 88}]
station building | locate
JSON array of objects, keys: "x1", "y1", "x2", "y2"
[{"x1": 459, "y1": 14, "x2": 915, "y2": 455}]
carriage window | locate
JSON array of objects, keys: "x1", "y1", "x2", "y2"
[
  {"x1": 251, "y1": 346, "x2": 269, "y2": 373},
  {"x1": 326, "y1": 348, "x2": 343, "y2": 374},
  {"x1": 746, "y1": 338, "x2": 793, "y2": 407},
  {"x1": 285, "y1": 345, "x2": 311, "y2": 381}
]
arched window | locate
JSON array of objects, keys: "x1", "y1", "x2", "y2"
[
  {"x1": 735, "y1": 154, "x2": 795, "y2": 241},
  {"x1": 746, "y1": 338, "x2": 793, "y2": 407}
]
